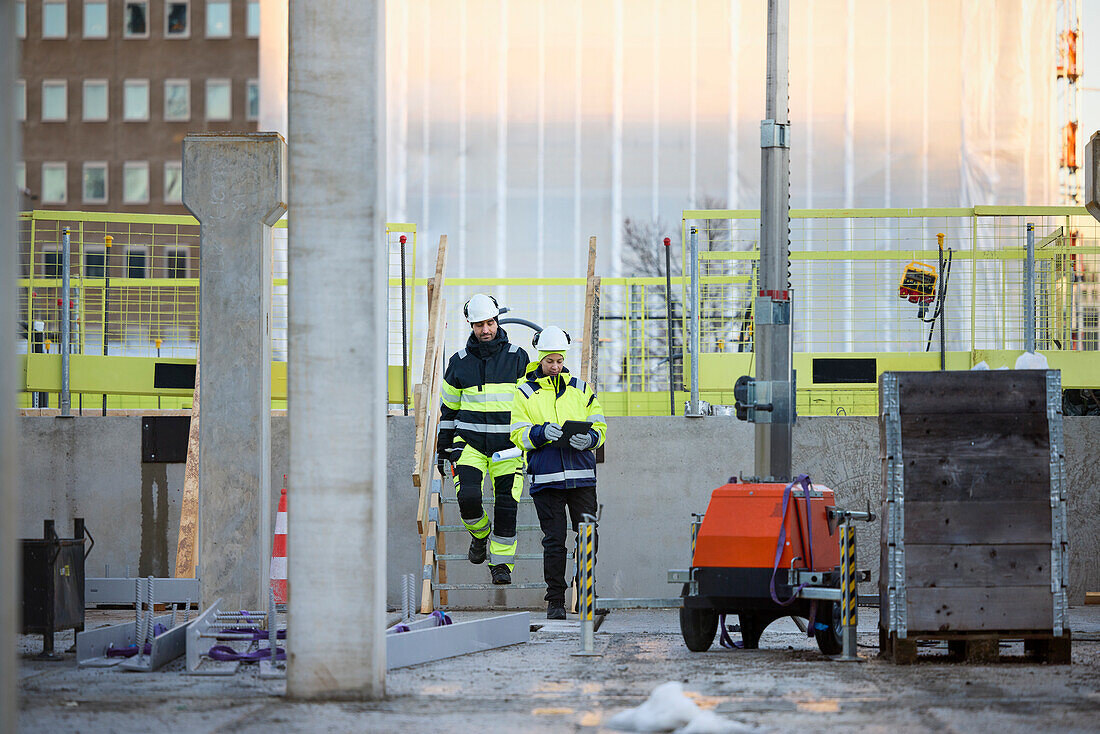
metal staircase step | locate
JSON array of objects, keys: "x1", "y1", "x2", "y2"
[
  {"x1": 441, "y1": 497, "x2": 535, "y2": 505},
  {"x1": 437, "y1": 524, "x2": 542, "y2": 532},
  {"x1": 436, "y1": 553, "x2": 560, "y2": 561},
  {"x1": 435, "y1": 582, "x2": 547, "y2": 591}
]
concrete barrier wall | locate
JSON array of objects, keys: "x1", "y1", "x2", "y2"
[{"x1": 18, "y1": 415, "x2": 1100, "y2": 608}]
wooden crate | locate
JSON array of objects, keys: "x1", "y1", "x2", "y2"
[{"x1": 878, "y1": 370, "x2": 1069, "y2": 663}]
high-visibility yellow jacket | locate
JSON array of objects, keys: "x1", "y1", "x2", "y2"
[{"x1": 509, "y1": 365, "x2": 607, "y2": 492}]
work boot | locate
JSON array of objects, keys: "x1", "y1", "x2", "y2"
[
  {"x1": 490, "y1": 564, "x2": 512, "y2": 585},
  {"x1": 468, "y1": 535, "x2": 488, "y2": 564},
  {"x1": 546, "y1": 602, "x2": 566, "y2": 620}
]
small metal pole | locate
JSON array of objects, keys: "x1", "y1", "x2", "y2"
[
  {"x1": 102, "y1": 235, "x2": 112, "y2": 415},
  {"x1": 400, "y1": 234, "x2": 410, "y2": 416},
  {"x1": 689, "y1": 226, "x2": 700, "y2": 416},
  {"x1": 268, "y1": 587, "x2": 278, "y2": 662},
  {"x1": 664, "y1": 236, "x2": 675, "y2": 415},
  {"x1": 1025, "y1": 223, "x2": 1036, "y2": 353},
  {"x1": 572, "y1": 516, "x2": 601, "y2": 656},
  {"x1": 60, "y1": 227, "x2": 71, "y2": 416},
  {"x1": 834, "y1": 520, "x2": 860, "y2": 662},
  {"x1": 937, "y1": 233, "x2": 946, "y2": 370}
]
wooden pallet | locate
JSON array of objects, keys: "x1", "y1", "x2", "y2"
[{"x1": 879, "y1": 627, "x2": 1072, "y2": 664}]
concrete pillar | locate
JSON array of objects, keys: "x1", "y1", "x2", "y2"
[
  {"x1": 286, "y1": 1, "x2": 388, "y2": 699},
  {"x1": 0, "y1": 0, "x2": 19, "y2": 728},
  {"x1": 182, "y1": 133, "x2": 287, "y2": 611}
]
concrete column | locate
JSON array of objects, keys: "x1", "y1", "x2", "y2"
[
  {"x1": 182, "y1": 133, "x2": 287, "y2": 611},
  {"x1": 287, "y1": 0, "x2": 388, "y2": 699},
  {"x1": 0, "y1": 0, "x2": 19, "y2": 728}
]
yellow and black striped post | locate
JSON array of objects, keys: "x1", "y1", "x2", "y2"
[
  {"x1": 837, "y1": 521, "x2": 860, "y2": 661},
  {"x1": 573, "y1": 518, "x2": 601, "y2": 656}
]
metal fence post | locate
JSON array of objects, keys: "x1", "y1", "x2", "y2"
[
  {"x1": 60, "y1": 227, "x2": 71, "y2": 417},
  {"x1": 688, "y1": 226, "x2": 700, "y2": 416},
  {"x1": 1025, "y1": 223, "x2": 1035, "y2": 353}
]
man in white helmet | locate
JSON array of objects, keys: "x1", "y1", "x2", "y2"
[{"x1": 437, "y1": 294, "x2": 531, "y2": 585}]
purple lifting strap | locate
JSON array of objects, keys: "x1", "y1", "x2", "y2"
[
  {"x1": 207, "y1": 645, "x2": 286, "y2": 662},
  {"x1": 768, "y1": 474, "x2": 813, "y2": 607}
]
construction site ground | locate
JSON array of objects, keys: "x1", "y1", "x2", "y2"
[{"x1": 18, "y1": 606, "x2": 1100, "y2": 733}]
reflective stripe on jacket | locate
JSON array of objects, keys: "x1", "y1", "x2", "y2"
[
  {"x1": 509, "y1": 365, "x2": 607, "y2": 493},
  {"x1": 438, "y1": 327, "x2": 530, "y2": 456}
]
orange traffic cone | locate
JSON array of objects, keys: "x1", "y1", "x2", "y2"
[{"x1": 270, "y1": 475, "x2": 288, "y2": 604}]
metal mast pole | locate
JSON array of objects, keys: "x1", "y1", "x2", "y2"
[{"x1": 754, "y1": 0, "x2": 793, "y2": 480}]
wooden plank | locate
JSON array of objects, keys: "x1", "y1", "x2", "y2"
[
  {"x1": 1085, "y1": 592, "x2": 1100, "y2": 605},
  {"x1": 906, "y1": 586, "x2": 1053, "y2": 632},
  {"x1": 427, "y1": 234, "x2": 448, "y2": 311},
  {"x1": 419, "y1": 490, "x2": 442, "y2": 614},
  {"x1": 891, "y1": 370, "x2": 1048, "y2": 414},
  {"x1": 173, "y1": 362, "x2": 200, "y2": 578},
  {"x1": 579, "y1": 236, "x2": 597, "y2": 384},
  {"x1": 899, "y1": 412, "x2": 1050, "y2": 459},
  {"x1": 904, "y1": 500, "x2": 1051, "y2": 544},
  {"x1": 413, "y1": 292, "x2": 447, "y2": 491},
  {"x1": 416, "y1": 310, "x2": 447, "y2": 532},
  {"x1": 900, "y1": 455, "x2": 1050, "y2": 503},
  {"x1": 904, "y1": 544, "x2": 1051, "y2": 588}
]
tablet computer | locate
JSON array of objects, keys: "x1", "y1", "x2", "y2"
[{"x1": 554, "y1": 420, "x2": 593, "y2": 447}]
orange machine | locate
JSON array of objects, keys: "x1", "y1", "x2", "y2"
[{"x1": 679, "y1": 479, "x2": 844, "y2": 655}]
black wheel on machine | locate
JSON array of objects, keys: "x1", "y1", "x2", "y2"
[
  {"x1": 679, "y1": 584, "x2": 718, "y2": 652},
  {"x1": 814, "y1": 600, "x2": 843, "y2": 656}
]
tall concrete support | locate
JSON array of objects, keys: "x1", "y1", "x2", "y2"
[
  {"x1": 1, "y1": 1, "x2": 19, "y2": 729},
  {"x1": 182, "y1": 133, "x2": 287, "y2": 611},
  {"x1": 287, "y1": 1, "x2": 388, "y2": 699}
]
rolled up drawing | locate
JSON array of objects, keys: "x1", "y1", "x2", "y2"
[{"x1": 491, "y1": 447, "x2": 522, "y2": 463}]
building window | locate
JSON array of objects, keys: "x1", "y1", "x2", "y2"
[
  {"x1": 44, "y1": 250, "x2": 62, "y2": 278},
  {"x1": 15, "y1": 80, "x2": 25, "y2": 122},
  {"x1": 206, "y1": 0, "x2": 231, "y2": 38},
  {"x1": 123, "y1": 79, "x2": 149, "y2": 121},
  {"x1": 43, "y1": 1, "x2": 67, "y2": 38},
  {"x1": 82, "y1": 162, "x2": 108, "y2": 204},
  {"x1": 41, "y1": 80, "x2": 68, "y2": 122},
  {"x1": 125, "y1": 248, "x2": 148, "y2": 279},
  {"x1": 122, "y1": 161, "x2": 149, "y2": 204},
  {"x1": 83, "y1": 1, "x2": 107, "y2": 38},
  {"x1": 83, "y1": 80, "x2": 108, "y2": 121},
  {"x1": 166, "y1": 1, "x2": 189, "y2": 37},
  {"x1": 16, "y1": 2, "x2": 26, "y2": 38},
  {"x1": 84, "y1": 249, "x2": 106, "y2": 279},
  {"x1": 124, "y1": 1, "x2": 148, "y2": 37},
  {"x1": 164, "y1": 80, "x2": 190, "y2": 121},
  {"x1": 164, "y1": 161, "x2": 183, "y2": 204},
  {"x1": 166, "y1": 248, "x2": 188, "y2": 278},
  {"x1": 1085, "y1": 306, "x2": 1099, "y2": 352},
  {"x1": 205, "y1": 79, "x2": 231, "y2": 121},
  {"x1": 246, "y1": 79, "x2": 259, "y2": 121},
  {"x1": 246, "y1": 0, "x2": 259, "y2": 37},
  {"x1": 16, "y1": 162, "x2": 26, "y2": 191},
  {"x1": 41, "y1": 163, "x2": 68, "y2": 204}
]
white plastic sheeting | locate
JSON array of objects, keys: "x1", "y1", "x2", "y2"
[{"x1": 376, "y1": 0, "x2": 1057, "y2": 278}]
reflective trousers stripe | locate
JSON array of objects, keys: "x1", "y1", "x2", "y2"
[
  {"x1": 529, "y1": 468, "x2": 596, "y2": 484},
  {"x1": 463, "y1": 511, "x2": 490, "y2": 539},
  {"x1": 454, "y1": 420, "x2": 512, "y2": 434},
  {"x1": 489, "y1": 534, "x2": 518, "y2": 567}
]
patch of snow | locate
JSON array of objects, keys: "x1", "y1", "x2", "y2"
[
  {"x1": 1014, "y1": 351, "x2": 1049, "y2": 370},
  {"x1": 607, "y1": 682, "x2": 760, "y2": 734}
]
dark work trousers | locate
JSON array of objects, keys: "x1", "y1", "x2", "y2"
[
  {"x1": 531, "y1": 485, "x2": 598, "y2": 604},
  {"x1": 455, "y1": 461, "x2": 520, "y2": 541}
]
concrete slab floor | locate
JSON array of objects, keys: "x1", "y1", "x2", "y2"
[{"x1": 17, "y1": 607, "x2": 1100, "y2": 732}]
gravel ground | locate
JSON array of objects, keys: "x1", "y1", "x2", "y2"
[{"x1": 16, "y1": 606, "x2": 1100, "y2": 733}]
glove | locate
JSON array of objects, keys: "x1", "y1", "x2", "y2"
[
  {"x1": 543, "y1": 422, "x2": 563, "y2": 443},
  {"x1": 569, "y1": 432, "x2": 595, "y2": 450},
  {"x1": 436, "y1": 457, "x2": 447, "y2": 478}
]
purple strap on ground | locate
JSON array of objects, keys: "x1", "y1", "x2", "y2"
[
  {"x1": 105, "y1": 624, "x2": 168, "y2": 657},
  {"x1": 769, "y1": 474, "x2": 813, "y2": 607},
  {"x1": 717, "y1": 614, "x2": 743, "y2": 649},
  {"x1": 207, "y1": 645, "x2": 286, "y2": 662},
  {"x1": 393, "y1": 610, "x2": 452, "y2": 634}
]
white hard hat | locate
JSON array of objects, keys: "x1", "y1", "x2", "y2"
[
  {"x1": 533, "y1": 325, "x2": 571, "y2": 353},
  {"x1": 464, "y1": 293, "x2": 500, "y2": 323}
]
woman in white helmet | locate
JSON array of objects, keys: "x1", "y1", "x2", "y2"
[{"x1": 509, "y1": 326, "x2": 607, "y2": 620}]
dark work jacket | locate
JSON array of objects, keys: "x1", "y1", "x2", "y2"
[{"x1": 437, "y1": 327, "x2": 530, "y2": 457}]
